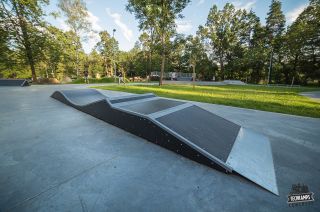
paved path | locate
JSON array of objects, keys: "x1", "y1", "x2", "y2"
[
  {"x1": 300, "y1": 91, "x2": 320, "y2": 100},
  {"x1": 162, "y1": 80, "x2": 246, "y2": 86},
  {"x1": 0, "y1": 85, "x2": 319, "y2": 212}
]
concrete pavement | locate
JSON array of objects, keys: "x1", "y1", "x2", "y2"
[{"x1": 0, "y1": 84, "x2": 319, "y2": 211}]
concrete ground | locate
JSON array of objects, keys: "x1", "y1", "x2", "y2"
[
  {"x1": 0, "y1": 84, "x2": 319, "y2": 212},
  {"x1": 300, "y1": 91, "x2": 320, "y2": 101}
]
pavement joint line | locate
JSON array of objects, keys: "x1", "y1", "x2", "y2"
[{"x1": 7, "y1": 155, "x2": 119, "y2": 210}]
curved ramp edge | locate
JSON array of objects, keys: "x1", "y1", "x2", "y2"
[{"x1": 51, "y1": 89, "x2": 106, "y2": 106}]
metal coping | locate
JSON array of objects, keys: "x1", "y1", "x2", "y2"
[
  {"x1": 109, "y1": 93, "x2": 156, "y2": 104},
  {"x1": 148, "y1": 103, "x2": 193, "y2": 119},
  {"x1": 119, "y1": 98, "x2": 185, "y2": 115}
]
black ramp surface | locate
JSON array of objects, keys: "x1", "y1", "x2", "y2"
[
  {"x1": 60, "y1": 89, "x2": 106, "y2": 105},
  {"x1": 0, "y1": 79, "x2": 29, "y2": 86},
  {"x1": 110, "y1": 94, "x2": 156, "y2": 104},
  {"x1": 156, "y1": 105, "x2": 240, "y2": 162},
  {"x1": 120, "y1": 99, "x2": 184, "y2": 115}
]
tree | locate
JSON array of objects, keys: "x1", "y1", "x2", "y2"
[
  {"x1": 200, "y1": 4, "x2": 246, "y2": 80},
  {"x1": 169, "y1": 34, "x2": 187, "y2": 73},
  {"x1": 244, "y1": 21, "x2": 268, "y2": 83},
  {"x1": 185, "y1": 35, "x2": 203, "y2": 80},
  {"x1": 229, "y1": 10, "x2": 267, "y2": 82},
  {"x1": 138, "y1": 32, "x2": 151, "y2": 75},
  {"x1": 0, "y1": 24, "x2": 15, "y2": 73},
  {"x1": 265, "y1": 0, "x2": 286, "y2": 83},
  {"x1": 87, "y1": 50, "x2": 103, "y2": 78},
  {"x1": 58, "y1": 0, "x2": 91, "y2": 77},
  {"x1": 285, "y1": 0, "x2": 320, "y2": 84},
  {"x1": 96, "y1": 31, "x2": 119, "y2": 77},
  {"x1": 127, "y1": 0, "x2": 191, "y2": 85},
  {"x1": 0, "y1": 0, "x2": 49, "y2": 82}
]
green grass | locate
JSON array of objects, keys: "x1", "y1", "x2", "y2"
[
  {"x1": 70, "y1": 77, "x2": 118, "y2": 84},
  {"x1": 92, "y1": 84, "x2": 320, "y2": 118}
]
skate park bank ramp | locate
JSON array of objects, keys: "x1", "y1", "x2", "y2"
[
  {"x1": 0, "y1": 79, "x2": 30, "y2": 86},
  {"x1": 51, "y1": 89, "x2": 278, "y2": 195}
]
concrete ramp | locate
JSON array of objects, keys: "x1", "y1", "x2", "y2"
[
  {"x1": 51, "y1": 89, "x2": 278, "y2": 195},
  {"x1": 0, "y1": 79, "x2": 30, "y2": 86}
]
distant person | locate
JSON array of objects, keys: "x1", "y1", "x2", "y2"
[
  {"x1": 117, "y1": 70, "x2": 125, "y2": 85},
  {"x1": 83, "y1": 70, "x2": 89, "y2": 84}
]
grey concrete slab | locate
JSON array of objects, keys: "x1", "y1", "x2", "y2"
[{"x1": 0, "y1": 85, "x2": 319, "y2": 212}]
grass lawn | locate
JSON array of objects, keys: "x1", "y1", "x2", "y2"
[
  {"x1": 70, "y1": 77, "x2": 118, "y2": 84},
  {"x1": 92, "y1": 84, "x2": 320, "y2": 118}
]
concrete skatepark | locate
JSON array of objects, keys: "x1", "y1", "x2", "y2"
[{"x1": 0, "y1": 84, "x2": 319, "y2": 211}]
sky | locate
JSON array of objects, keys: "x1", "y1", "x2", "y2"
[{"x1": 44, "y1": 0, "x2": 310, "y2": 53}]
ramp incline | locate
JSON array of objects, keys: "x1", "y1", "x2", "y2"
[{"x1": 51, "y1": 89, "x2": 278, "y2": 195}]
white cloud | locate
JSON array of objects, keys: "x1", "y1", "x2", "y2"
[
  {"x1": 84, "y1": 11, "x2": 102, "y2": 53},
  {"x1": 58, "y1": 18, "x2": 70, "y2": 32},
  {"x1": 232, "y1": 0, "x2": 256, "y2": 11},
  {"x1": 197, "y1": 0, "x2": 205, "y2": 6},
  {"x1": 106, "y1": 8, "x2": 133, "y2": 42},
  {"x1": 87, "y1": 11, "x2": 102, "y2": 32},
  {"x1": 83, "y1": 30, "x2": 100, "y2": 53},
  {"x1": 85, "y1": 0, "x2": 93, "y2": 5},
  {"x1": 286, "y1": 4, "x2": 307, "y2": 24},
  {"x1": 176, "y1": 20, "x2": 193, "y2": 34},
  {"x1": 58, "y1": 11, "x2": 102, "y2": 53}
]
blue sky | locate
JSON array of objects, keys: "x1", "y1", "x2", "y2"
[{"x1": 45, "y1": 0, "x2": 309, "y2": 53}]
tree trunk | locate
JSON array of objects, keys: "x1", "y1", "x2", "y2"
[
  {"x1": 160, "y1": 50, "x2": 165, "y2": 86},
  {"x1": 192, "y1": 64, "x2": 196, "y2": 89},
  {"x1": 76, "y1": 49, "x2": 79, "y2": 77},
  {"x1": 104, "y1": 57, "x2": 108, "y2": 76},
  {"x1": 219, "y1": 57, "x2": 224, "y2": 80},
  {"x1": 145, "y1": 54, "x2": 148, "y2": 78},
  {"x1": 159, "y1": 0, "x2": 166, "y2": 86},
  {"x1": 149, "y1": 51, "x2": 152, "y2": 72},
  {"x1": 149, "y1": 29, "x2": 154, "y2": 77},
  {"x1": 13, "y1": 2, "x2": 37, "y2": 82},
  {"x1": 159, "y1": 33, "x2": 165, "y2": 86},
  {"x1": 267, "y1": 49, "x2": 274, "y2": 84},
  {"x1": 283, "y1": 64, "x2": 290, "y2": 84}
]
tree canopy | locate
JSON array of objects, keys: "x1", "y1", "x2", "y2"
[{"x1": 0, "y1": 0, "x2": 319, "y2": 86}]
